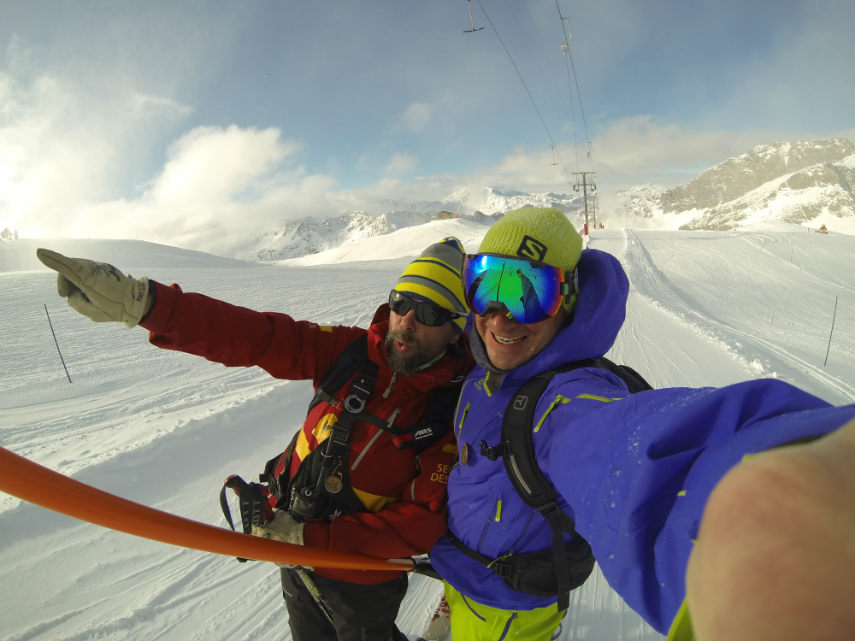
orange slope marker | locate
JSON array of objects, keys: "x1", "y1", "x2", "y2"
[{"x1": 0, "y1": 446, "x2": 414, "y2": 572}]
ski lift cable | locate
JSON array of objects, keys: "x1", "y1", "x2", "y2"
[
  {"x1": 554, "y1": 3, "x2": 581, "y2": 171},
  {"x1": 515, "y1": 1, "x2": 576, "y2": 175},
  {"x1": 555, "y1": 2, "x2": 590, "y2": 134},
  {"x1": 561, "y1": 50, "x2": 581, "y2": 172},
  {"x1": 555, "y1": 0, "x2": 594, "y2": 172},
  {"x1": 473, "y1": 0, "x2": 573, "y2": 184}
]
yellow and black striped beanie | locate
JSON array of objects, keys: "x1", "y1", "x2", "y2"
[{"x1": 393, "y1": 236, "x2": 468, "y2": 332}]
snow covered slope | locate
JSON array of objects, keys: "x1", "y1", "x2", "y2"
[{"x1": 1, "y1": 225, "x2": 853, "y2": 640}]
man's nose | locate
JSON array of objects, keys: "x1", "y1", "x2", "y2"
[{"x1": 399, "y1": 308, "x2": 418, "y2": 330}]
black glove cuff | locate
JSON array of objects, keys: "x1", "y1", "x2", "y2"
[{"x1": 139, "y1": 280, "x2": 158, "y2": 323}]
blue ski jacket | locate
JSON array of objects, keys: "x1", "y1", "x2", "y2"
[{"x1": 430, "y1": 248, "x2": 855, "y2": 634}]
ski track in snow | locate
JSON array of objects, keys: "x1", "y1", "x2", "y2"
[
  {"x1": 603, "y1": 230, "x2": 854, "y2": 403},
  {"x1": 1, "y1": 226, "x2": 853, "y2": 641}
]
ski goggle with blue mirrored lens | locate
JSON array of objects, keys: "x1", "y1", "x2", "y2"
[{"x1": 462, "y1": 253, "x2": 577, "y2": 324}]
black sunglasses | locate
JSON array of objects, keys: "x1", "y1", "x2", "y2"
[{"x1": 388, "y1": 290, "x2": 463, "y2": 327}]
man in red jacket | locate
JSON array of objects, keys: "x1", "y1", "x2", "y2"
[{"x1": 36, "y1": 237, "x2": 472, "y2": 641}]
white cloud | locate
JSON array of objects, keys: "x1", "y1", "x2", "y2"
[
  {"x1": 395, "y1": 102, "x2": 433, "y2": 134},
  {"x1": 0, "y1": 69, "x2": 117, "y2": 234},
  {"x1": 69, "y1": 127, "x2": 348, "y2": 253},
  {"x1": 0, "y1": 40, "x2": 198, "y2": 236},
  {"x1": 382, "y1": 152, "x2": 418, "y2": 177},
  {"x1": 130, "y1": 93, "x2": 194, "y2": 120},
  {"x1": 148, "y1": 125, "x2": 299, "y2": 205},
  {"x1": 591, "y1": 116, "x2": 740, "y2": 179},
  {"x1": 69, "y1": 172, "x2": 352, "y2": 256}
]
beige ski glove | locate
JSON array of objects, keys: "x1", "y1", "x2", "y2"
[
  {"x1": 252, "y1": 509, "x2": 306, "y2": 546},
  {"x1": 252, "y1": 510, "x2": 307, "y2": 569},
  {"x1": 36, "y1": 248, "x2": 153, "y2": 327}
]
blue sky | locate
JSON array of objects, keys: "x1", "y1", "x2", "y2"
[{"x1": 2, "y1": 0, "x2": 854, "y2": 247}]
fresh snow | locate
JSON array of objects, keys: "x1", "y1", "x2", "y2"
[{"x1": 1, "y1": 219, "x2": 854, "y2": 640}]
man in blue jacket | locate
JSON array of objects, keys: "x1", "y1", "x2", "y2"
[{"x1": 429, "y1": 207, "x2": 855, "y2": 641}]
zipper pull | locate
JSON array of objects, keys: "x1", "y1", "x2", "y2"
[{"x1": 382, "y1": 372, "x2": 398, "y2": 398}]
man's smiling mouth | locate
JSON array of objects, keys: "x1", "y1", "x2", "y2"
[{"x1": 492, "y1": 332, "x2": 527, "y2": 345}]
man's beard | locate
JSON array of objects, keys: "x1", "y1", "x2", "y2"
[{"x1": 385, "y1": 329, "x2": 428, "y2": 375}]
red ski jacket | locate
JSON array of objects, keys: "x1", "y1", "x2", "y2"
[{"x1": 140, "y1": 281, "x2": 471, "y2": 584}]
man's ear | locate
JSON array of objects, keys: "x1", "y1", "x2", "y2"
[{"x1": 448, "y1": 329, "x2": 461, "y2": 344}]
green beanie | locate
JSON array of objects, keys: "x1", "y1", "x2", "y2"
[
  {"x1": 479, "y1": 207, "x2": 582, "y2": 269},
  {"x1": 478, "y1": 207, "x2": 582, "y2": 313}
]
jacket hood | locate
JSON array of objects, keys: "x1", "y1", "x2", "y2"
[{"x1": 470, "y1": 248, "x2": 628, "y2": 381}]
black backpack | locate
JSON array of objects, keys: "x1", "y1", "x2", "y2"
[
  {"x1": 451, "y1": 357, "x2": 653, "y2": 610},
  {"x1": 221, "y1": 334, "x2": 462, "y2": 546}
]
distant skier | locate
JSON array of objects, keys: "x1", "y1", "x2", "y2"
[
  {"x1": 37, "y1": 238, "x2": 473, "y2": 641},
  {"x1": 428, "y1": 207, "x2": 855, "y2": 641}
]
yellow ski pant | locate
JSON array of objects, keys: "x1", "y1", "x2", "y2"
[{"x1": 443, "y1": 582, "x2": 565, "y2": 641}]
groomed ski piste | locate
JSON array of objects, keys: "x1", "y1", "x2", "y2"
[{"x1": 2, "y1": 218, "x2": 853, "y2": 641}]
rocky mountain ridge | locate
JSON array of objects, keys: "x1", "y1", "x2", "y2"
[{"x1": 619, "y1": 137, "x2": 855, "y2": 231}]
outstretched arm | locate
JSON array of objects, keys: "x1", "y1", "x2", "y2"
[{"x1": 687, "y1": 417, "x2": 855, "y2": 641}]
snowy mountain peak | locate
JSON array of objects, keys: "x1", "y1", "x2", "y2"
[
  {"x1": 617, "y1": 137, "x2": 855, "y2": 233},
  {"x1": 235, "y1": 187, "x2": 583, "y2": 262}
]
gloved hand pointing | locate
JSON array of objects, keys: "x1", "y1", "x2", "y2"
[{"x1": 36, "y1": 248, "x2": 154, "y2": 327}]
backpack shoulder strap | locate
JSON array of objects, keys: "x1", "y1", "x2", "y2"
[
  {"x1": 500, "y1": 369, "x2": 573, "y2": 521},
  {"x1": 311, "y1": 332, "x2": 461, "y2": 451},
  {"x1": 499, "y1": 357, "x2": 653, "y2": 511},
  {"x1": 556, "y1": 357, "x2": 654, "y2": 393},
  {"x1": 392, "y1": 381, "x2": 461, "y2": 451},
  {"x1": 497, "y1": 357, "x2": 653, "y2": 608},
  {"x1": 308, "y1": 333, "x2": 372, "y2": 411},
  {"x1": 500, "y1": 369, "x2": 582, "y2": 610}
]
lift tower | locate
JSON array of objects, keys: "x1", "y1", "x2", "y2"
[{"x1": 572, "y1": 171, "x2": 597, "y2": 235}]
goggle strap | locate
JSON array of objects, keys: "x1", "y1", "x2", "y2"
[{"x1": 562, "y1": 268, "x2": 579, "y2": 299}]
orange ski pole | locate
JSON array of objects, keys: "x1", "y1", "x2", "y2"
[{"x1": 0, "y1": 446, "x2": 414, "y2": 572}]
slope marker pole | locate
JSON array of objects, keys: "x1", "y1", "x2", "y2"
[
  {"x1": 44, "y1": 304, "x2": 72, "y2": 383},
  {"x1": 823, "y1": 296, "x2": 838, "y2": 367}
]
